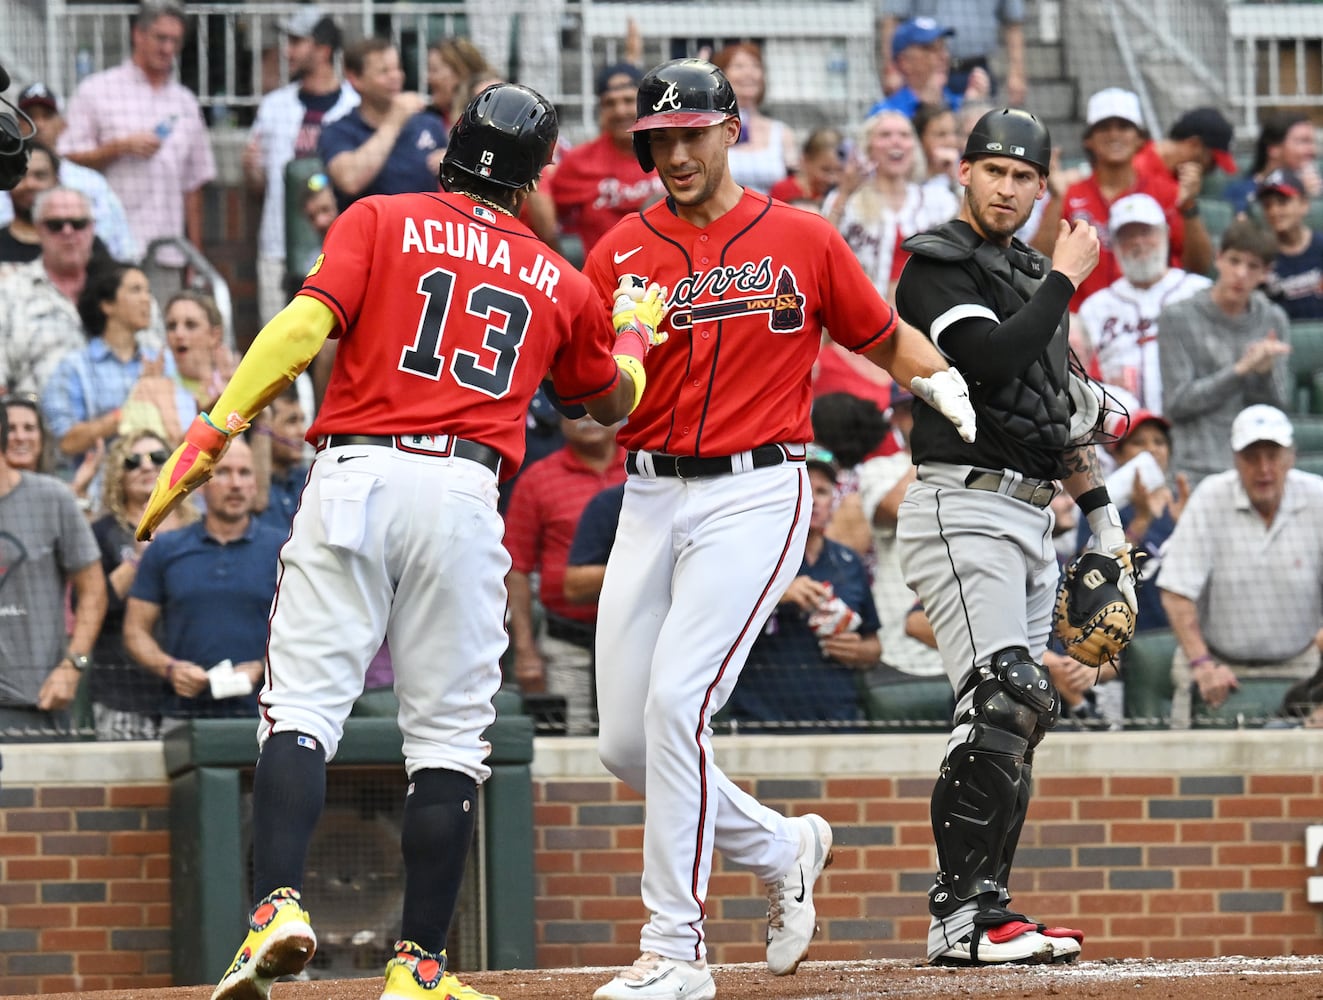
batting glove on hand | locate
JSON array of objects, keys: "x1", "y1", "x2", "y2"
[
  {"x1": 1085, "y1": 503, "x2": 1139, "y2": 613},
  {"x1": 911, "y1": 367, "x2": 977, "y2": 443},
  {"x1": 135, "y1": 413, "x2": 241, "y2": 541},
  {"x1": 612, "y1": 276, "x2": 669, "y2": 358}
]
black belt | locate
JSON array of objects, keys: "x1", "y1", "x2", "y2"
[
  {"x1": 964, "y1": 469, "x2": 1056, "y2": 508},
  {"x1": 626, "y1": 444, "x2": 789, "y2": 479},
  {"x1": 318, "y1": 434, "x2": 501, "y2": 475}
]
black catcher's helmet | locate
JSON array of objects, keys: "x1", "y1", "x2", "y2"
[
  {"x1": 963, "y1": 108, "x2": 1052, "y2": 175},
  {"x1": 628, "y1": 58, "x2": 738, "y2": 172},
  {"x1": 442, "y1": 83, "x2": 558, "y2": 190}
]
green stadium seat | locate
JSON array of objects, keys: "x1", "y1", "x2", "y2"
[
  {"x1": 1291, "y1": 415, "x2": 1323, "y2": 453},
  {"x1": 1197, "y1": 198, "x2": 1235, "y2": 249},
  {"x1": 1121, "y1": 628, "x2": 1177, "y2": 729},
  {"x1": 1308, "y1": 199, "x2": 1323, "y2": 233},
  {"x1": 1289, "y1": 321, "x2": 1323, "y2": 413},
  {"x1": 860, "y1": 671, "x2": 954, "y2": 733},
  {"x1": 1193, "y1": 676, "x2": 1294, "y2": 728},
  {"x1": 1295, "y1": 452, "x2": 1323, "y2": 476}
]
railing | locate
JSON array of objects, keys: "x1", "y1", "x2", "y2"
[
  {"x1": 6, "y1": 0, "x2": 880, "y2": 145},
  {"x1": 142, "y1": 235, "x2": 236, "y2": 350},
  {"x1": 1228, "y1": 2, "x2": 1323, "y2": 136}
]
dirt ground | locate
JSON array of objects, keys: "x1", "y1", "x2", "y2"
[{"x1": 7, "y1": 955, "x2": 1323, "y2": 1000}]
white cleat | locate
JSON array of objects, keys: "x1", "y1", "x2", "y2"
[
  {"x1": 930, "y1": 919, "x2": 1058, "y2": 967},
  {"x1": 593, "y1": 952, "x2": 716, "y2": 1000},
  {"x1": 765, "y1": 813, "x2": 834, "y2": 976}
]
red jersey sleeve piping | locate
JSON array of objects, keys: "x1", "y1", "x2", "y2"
[
  {"x1": 840, "y1": 308, "x2": 900, "y2": 353},
  {"x1": 556, "y1": 367, "x2": 621, "y2": 404}
]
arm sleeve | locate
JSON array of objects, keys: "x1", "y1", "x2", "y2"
[{"x1": 934, "y1": 269, "x2": 1077, "y2": 381}]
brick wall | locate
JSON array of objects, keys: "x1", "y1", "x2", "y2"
[{"x1": 2, "y1": 732, "x2": 1322, "y2": 994}]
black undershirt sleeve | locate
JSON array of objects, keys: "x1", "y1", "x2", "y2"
[{"x1": 938, "y1": 270, "x2": 1076, "y2": 383}]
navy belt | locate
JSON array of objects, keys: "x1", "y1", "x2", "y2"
[
  {"x1": 964, "y1": 469, "x2": 1056, "y2": 508},
  {"x1": 318, "y1": 434, "x2": 501, "y2": 476},
  {"x1": 626, "y1": 444, "x2": 788, "y2": 479}
]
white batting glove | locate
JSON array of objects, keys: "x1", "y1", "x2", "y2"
[
  {"x1": 911, "y1": 368, "x2": 977, "y2": 443},
  {"x1": 1086, "y1": 503, "x2": 1138, "y2": 613}
]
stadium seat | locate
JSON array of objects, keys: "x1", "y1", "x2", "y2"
[
  {"x1": 1193, "y1": 676, "x2": 1294, "y2": 728},
  {"x1": 1121, "y1": 628, "x2": 1177, "y2": 729},
  {"x1": 1295, "y1": 452, "x2": 1323, "y2": 476},
  {"x1": 860, "y1": 671, "x2": 954, "y2": 733},
  {"x1": 1308, "y1": 199, "x2": 1323, "y2": 234},
  {"x1": 1289, "y1": 321, "x2": 1323, "y2": 414},
  {"x1": 1291, "y1": 415, "x2": 1323, "y2": 453},
  {"x1": 1197, "y1": 198, "x2": 1235, "y2": 249}
]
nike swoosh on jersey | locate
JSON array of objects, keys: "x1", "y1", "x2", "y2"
[
  {"x1": 613, "y1": 246, "x2": 644, "y2": 264},
  {"x1": 337, "y1": 454, "x2": 368, "y2": 464}
]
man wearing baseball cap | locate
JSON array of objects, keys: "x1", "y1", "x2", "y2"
[
  {"x1": 1159, "y1": 403, "x2": 1323, "y2": 728},
  {"x1": 244, "y1": 5, "x2": 357, "y2": 323},
  {"x1": 1257, "y1": 167, "x2": 1323, "y2": 319},
  {"x1": 1075, "y1": 191, "x2": 1210, "y2": 412},
  {"x1": 868, "y1": 17, "x2": 989, "y2": 118},
  {"x1": 0, "y1": 83, "x2": 138, "y2": 262},
  {"x1": 548, "y1": 63, "x2": 663, "y2": 257},
  {"x1": 1035, "y1": 89, "x2": 1213, "y2": 305}
]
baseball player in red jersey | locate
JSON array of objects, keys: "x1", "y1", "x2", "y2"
[
  {"x1": 584, "y1": 59, "x2": 977, "y2": 1000},
  {"x1": 133, "y1": 84, "x2": 666, "y2": 1000}
]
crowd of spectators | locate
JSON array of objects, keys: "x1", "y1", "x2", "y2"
[{"x1": 4, "y1": 0, "x2": 1323, "y2": 740}]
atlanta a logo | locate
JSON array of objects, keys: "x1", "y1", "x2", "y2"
[{"x1": 652, "y1": 81, "x2": 682, "y2": 112}]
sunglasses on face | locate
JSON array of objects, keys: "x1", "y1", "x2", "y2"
[
  {"x1": 124, "y1": 449, "x2": 170, "y2": 471},
  {"x1": 41, "y1": 217, "x2": 92, "y2": 234}
]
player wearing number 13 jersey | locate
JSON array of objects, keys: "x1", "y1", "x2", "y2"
[
  {"x1": 132, "y1": 84, "x2": 660, "y2": 1000},
  {"x1": 584, "y1": 59, "x2": 978, "y2": 1000}
]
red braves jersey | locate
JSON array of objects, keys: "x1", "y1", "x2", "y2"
[
  {"x1": 548, "y1": 135, "x2": 665, "y2": 254},
  {"x1": 503, "y1": 445, "x2": 627, "y2": 623},
  {"x1": 1060, "y1": 167, "x2": 1185, "y2": 308},
  {"x1": 300, "y1": 191, "x2": 621, "y2": 477},
  {"x1": 583, "y1": 190, "x2": 898, "y2": 456}
]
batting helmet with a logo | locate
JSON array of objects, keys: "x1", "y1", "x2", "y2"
[
  {"x1": 443, "y1": 82, "x2": 558, "y2": 190},
  {"x1": 962, "y1": 107, "x2": 1052, "y2": 175},
  {"x1": 628, "y1": 59, "x2": 738, "y2": 172}
]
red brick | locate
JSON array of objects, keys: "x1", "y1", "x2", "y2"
[
  {"x1": 865, "y1": 800, "x2": 927, "y2": 822},
  {"x1": 1078, "y1": 798, "x2": 1143, "y2": 819},
  {"x1": 1038, "y1": 776, "x2": 1105, "y2": 797},
  {"x1": 75, "y1": 904, "x2": 143, "y2": 927},
  {"x1": 143, "y1": 857, "x2": 172, "y2": 880},
  {"x1": 614, "y1": 827, "x2": 643, "y2": 850},
  {"x1": 1110, "y1": 776, "x2": 1175, "y2": 795},
  {"x1": 1287, "y1": 797, "x2": 1323, "y2": 818},
  {"x1": 1252, "y1": 913, "x2": 1320, "y2": 935},
  {"x1": 1111, "y1": 822, "x2": 1176, "y2": 843},
  {"x1": 534, "y1": 851, "x2": 575, "y2": 874},
  {"x1": 1111, "y1": 915, "x2": 1177, "y2": 937},
  {"x1": 7, "y1": 857, "x2": 73, "y2": 881},
  {"x1": 76, "y1": 856, "x2": 144, "y2": 880},
  {"x1": 1179, "y1": 868, "x2": 1245, "y2": 889},
  {"x1": 543, "y1": 874, "x2": 613, "y2": 897},
  {"x1": 825, "y1": 777, "x2": 892, "y2": 798},
  {"x1": 1249, "y1": 775, "x2": 1313, "y2": 794},
  {"x1": 1079, "y1": 892, "x2": 1145, "y2": 914},
  {"x1": 108, "y1": 786, "x2": 168, "y2": 808},
  {"x1": 7, "y1": 904, "x2": 73, "y2": 928},
  {"x1": 40, "y1": 928, "x2": 107, "y2": 950},
  {"x1": 1179, "y1": 820, "x2": 1247, "y2": 843},
  {"x1": 1181, "y1": 914, "x2": 1247, "y2": 936},
  {"x1": 79, "y1": 950, "x2": 143, "y2": 974},
  {"x1": 533, "y1": 898, "x2": 574, "y2": 921},
  {"x1": 109, "y1": 880, "x2": 169, "y2": 904},
  {"x1": 1218, "y1": 937, "x2": 1287, "y2": 957},
  {"x1": 1149, "y1": 891, "x2": 1216, "y2": 913},
  {"x1": 831, "y1": 871, "x2": 896, "y2": 894},
  {"x1": 1218, "y1": 797, "x2": 1287, "y2": 818},
  {"x1": 533, "y1": 803, "x2": 572, "y2": 827},
  {"x1": 108, "y1": 830, "x2": 170, "y2": 855},
  {"x1": 144, "y1": 903, "x2": 171, "y2": 927},
  {"x1": 1249, "y1": 867, "x2": 1311, "y2": 890},
  {"x1": 1217, "y1": 844, "x2": 1283, "y2": 865},
  {"x1": 1027, "y1": 799, "x2": 1073, "y2": 820},
  {"x1": 0, "y1": 833, "x2": 38, "y2": 856}
]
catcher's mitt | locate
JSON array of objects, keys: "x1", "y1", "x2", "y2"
[{"x1": 1053, "y1": 551, "x2": 1137, "y2": 668}]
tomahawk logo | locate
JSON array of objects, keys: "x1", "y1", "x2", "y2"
[{"x1": 653, "y1": 81, "x2": 682, "y2": 112}]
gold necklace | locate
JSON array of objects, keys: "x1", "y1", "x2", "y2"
[{"x1": 466, "y1": 192, "x2": 514, "y2": 218}]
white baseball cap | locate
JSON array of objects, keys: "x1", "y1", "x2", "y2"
[
  {"x1": 1085, "y1": 88, "x2": 1143, "y2": 132},
  {"x1": 1108, "y1": 193, "x2": 1167, "y2": 236},
  {"x1": 1230, "y1": 404, "x2": 1294, "y2": 452}
]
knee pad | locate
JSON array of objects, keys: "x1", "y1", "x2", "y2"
[{"x1": 966, "y1": 646, "x2": 1058, "y2": 743}]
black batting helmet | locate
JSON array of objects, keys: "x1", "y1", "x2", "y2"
[
  {"x1": 628, "y1": 59, "x2": 738, "y2": 172},
  {"x1": 963, "y1": 108, "x2": 1052, "y2": 175},
  {"x1": 442, "y1": 83, "x2": 558, "y2": 190}
]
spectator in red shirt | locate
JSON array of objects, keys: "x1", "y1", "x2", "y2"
[
  {"x1": 1034, "y1": 89, "x2": 1215, "y2": 307},
  {"x1": 769, "y1": 127, "x2": 845, "y2": 211},
  {"x1": 504, "y1": 414, "x2": 626, "y2": 734},
  {"x1": 548, "y1": 63, "x2": 664, "y2": 256}
]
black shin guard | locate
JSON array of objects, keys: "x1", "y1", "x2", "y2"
[
  {"x1": 399, "y1": 768, "x2": 479, "y2": 953},
  {"x1": 252, "y1": 731, "x2": 328, "y2": 901}
]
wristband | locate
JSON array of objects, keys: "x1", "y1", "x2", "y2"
[
  {"x1": 1180, "y1": 202, "x2": 1200, "y2": 219},
  {"x1": 613, "y1": 355, "x2": 647, "y2": 412},
  {"x1": 1189, "y1": 654, "x2": 1214, "y2": 670},
  {"x1": 165, "y1": 659, "x2": 176, "y2": 681},
  {"x1": 1076, "y1": 486, "x2": 1111, "y2": 515},
  {"x1": 613, "y1": 319, "x2": 650, "y2": 364}
]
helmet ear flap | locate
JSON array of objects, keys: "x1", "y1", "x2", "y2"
[{"x1": 633, "y1": 132, "x2": 655, "y2": 173}]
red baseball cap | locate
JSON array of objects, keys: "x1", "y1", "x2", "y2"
[{"x1": 1118, "y1": 408, "x2": 1172, "y2": 445}]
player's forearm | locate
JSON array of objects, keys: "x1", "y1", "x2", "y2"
[
  {"x1": 1179, "y1": 215, "x2": 1213, "y2": 277},
  {"x1": 209, "y1": 297, "x2": 334, "y2": 431},
  {"x1": 1061, "y1": 443, "x2": 1106, "y2": 496},
  {"x1": 584, "y1": 371, "x2": 637, "y2": 426},
  {"x1": 863, "y1": 318, "x2": 951, "y2": 385},
  {"x1": 563, "y1": 564, "x2": 607, "y2": 604}
]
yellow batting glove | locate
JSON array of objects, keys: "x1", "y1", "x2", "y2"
[
  {"x1": 135, "y1": 413, "x2": 237, "y2": 541},
  {"x1": 612, "y1": 281, "x2": 670, "y2": 362}
]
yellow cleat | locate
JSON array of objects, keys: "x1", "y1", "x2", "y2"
[
  {"x1": 211, "y1": 887, "x2": 316, "y2": 1000},
  {"x1": 381, "y1": 940, "x2": 499, "y2": 1000}
]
